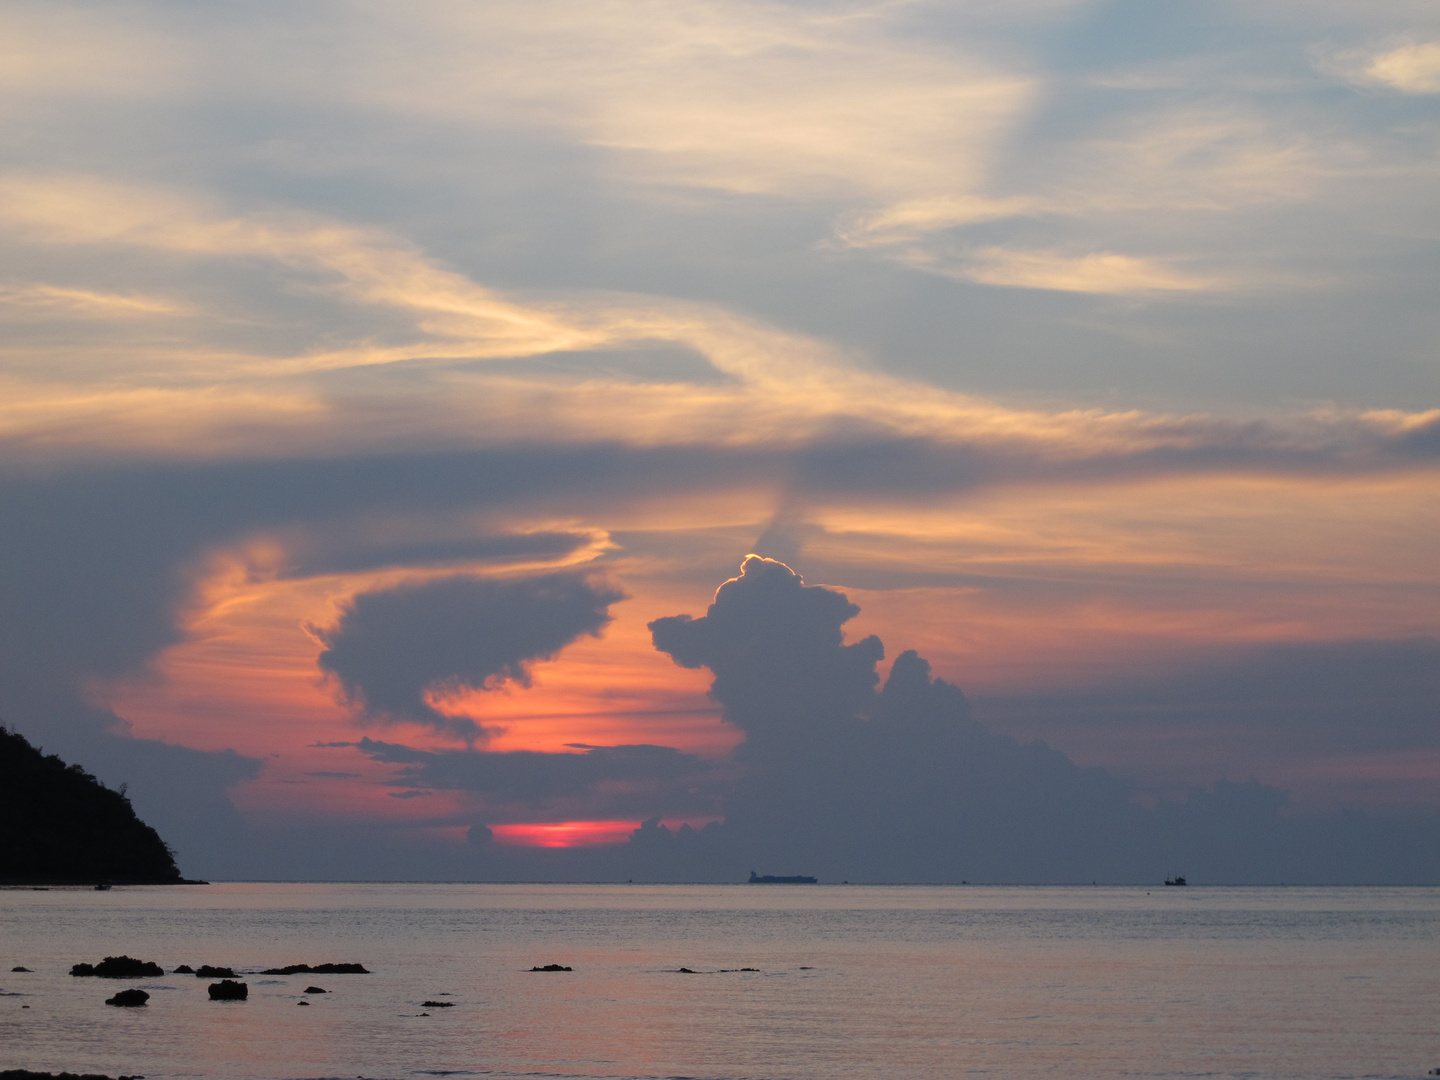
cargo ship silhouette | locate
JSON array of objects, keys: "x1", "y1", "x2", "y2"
[{"x1": 748, "y1": 871, "x2": 818, "y2": 884}]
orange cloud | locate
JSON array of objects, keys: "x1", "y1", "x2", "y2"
[{"x1": 491, "y1": 817, "x2": 720, "y2": 847}]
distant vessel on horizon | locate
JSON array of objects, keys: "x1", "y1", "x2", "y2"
[
  {"x1": 1164, "y1": 875, "x2": 1188, "y2": 886},
  {"x1": 748, "y1": 871, "x2": 818, "y2": 884}
]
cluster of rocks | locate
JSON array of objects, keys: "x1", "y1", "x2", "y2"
[
  {"x1": 48, "y1": 956, "x2": 367, "y2": 1007},
  {"x1": 260, "y1": 962, "x2": 368, "y2": 975},
  {"x1": 69, "y1": 957, "x2": 162, "y2": 979},
  {"x1": 677, "y1": 966, "x2": 760, "y2": 973},
  {"x1": 10, "y1": 954, "x2": 499, "y2": 1031}
]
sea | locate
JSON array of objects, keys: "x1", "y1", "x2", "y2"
[{"x1": 1, "y1": 883, "x2": 1437, "y2": 1080}]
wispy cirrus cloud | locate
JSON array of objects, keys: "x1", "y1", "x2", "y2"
[
  {"x1": 938, "y1": 247, "x2": 1225, "y2": 294},
  {"x1": 1358, "y1": 41, "x2": 1440, "y2": 93},
  {"x1": 0, "y1": 4, "x2": 190, "y2": 102},
  {"x1": 0, "y1": 284, "x2": 188, "y2": 318},
  {"x1": 0, "y1": 173, "x2": 1436, "y2": 471}
]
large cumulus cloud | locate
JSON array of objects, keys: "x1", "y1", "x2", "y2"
[
  {"x1": 315, "y1": 571, "x2": 625, "y2": 739},
  {"x1": 647, "y1": 557, "x2": 1440, "y2": 884},
  {"x1": 651, "y1": 555, "x2": 883, "y2": 758}
]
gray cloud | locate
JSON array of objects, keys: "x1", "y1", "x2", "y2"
[
  {"x1": 647, "y1": 558, "x2": 1440, "y2": 884},
  {"x1": 651, "y1": 555, "x2": 884, "y2": 757},
  {"x1": 314, "y1": 571, "x2": 625, "y2": 739},
  {"x1": 467, "y1": 822, "x2": 494, "y2": 846}
]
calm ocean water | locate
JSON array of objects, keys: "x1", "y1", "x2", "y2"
[{"x1": 1, "y1": 883, "x2": 1436, "y2": 1080}]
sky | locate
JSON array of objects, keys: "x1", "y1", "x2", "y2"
[{"x1": 1, "y1": 0, "x2": 1437, "y2": 883}]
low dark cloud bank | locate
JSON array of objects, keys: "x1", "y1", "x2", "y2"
[
  {"x1": 352, "y1": 736, "x2": 729, "y2": 821},
  {"x1": 973, "y1": 638, "x2": 1440, "y2": 809},
  {"x1": 315, "y1": 572, "x2": 624, "y2": 739}
]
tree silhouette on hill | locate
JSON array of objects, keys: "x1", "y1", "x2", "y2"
[{"x1": 0, "y1": 726, "x2": 191, "y2": 885}]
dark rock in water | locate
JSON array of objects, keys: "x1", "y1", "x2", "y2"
[
  {"x1": 193, "y1": 965, "x2": 235, "y2": 978},
  {"x1": 676, "y1": 967, "x2": 697, "y2": 974},
  {"x1": 0, "y1": 726, "x2": 199, "y2": 886},
  {"x1": 95, "y1": 956, "x2": 163, "y2": 978},
  {"x1": 207, "y1": 979, "x2": 248, "y2": 1000},
  {"x1": 172, "y1": 965, "x2": 194, "y2": 974},
  {"x1": 261, "y1": 962, "x2": 369, "y2": 975},
  {"x1": 104, "y1": 988, "x2": 149, "y2": 1007},
  {"x1": 529, "y1": 964, "x2": 572, "y2": 972},
  {"x1": 303, "y1": 986, "x2": 327, "y2": 994},
  {"x1": 0, "y1": 1072, "x2": 145, "y2": 1080},
  {"x1": 296, "y1": 1001, "x2": 309, "y2": 1006},
  {"x1": 11, "y1": 966, "x2": 31, "y2": 972},
  {"x1": 421, "y1": 1000, "x2": 456, "y2": 1007},
  {"x1": 71, "y1": 956, "x2": 163, "y2": 978}
]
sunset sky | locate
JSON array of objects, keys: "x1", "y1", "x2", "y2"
[{"x1": 2, "y1": 0, "x2": 1437, "y2": 881}]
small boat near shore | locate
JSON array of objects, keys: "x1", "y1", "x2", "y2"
[{"x1": 748, "y1": 871, "x2": 818, "y2": 884}]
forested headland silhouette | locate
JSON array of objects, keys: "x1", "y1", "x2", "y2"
[{"x1": 0, "y1": 726, "x2": 196, "y2": 885}]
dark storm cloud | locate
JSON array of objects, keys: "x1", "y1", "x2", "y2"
[
  {"x1": 647, "y1": 557, "x2": 1440, "y2": 884},
  {"x1": 314, "y1": 572, "x2": 624, "y2": 739},
  {"x1": 349, "y1": 736, "x2": 727, "y2": 819}
]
